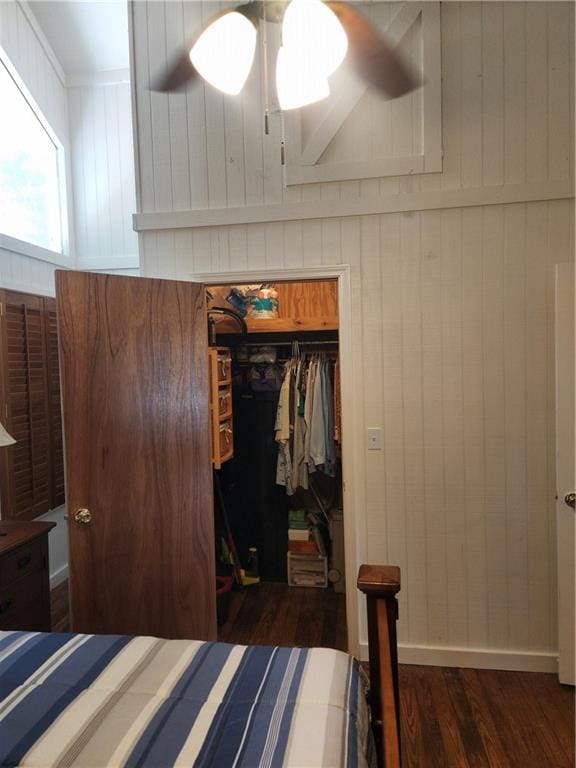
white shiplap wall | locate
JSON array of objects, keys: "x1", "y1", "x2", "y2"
[
  {"x1": 139, "y1": 199, "x2": 573, "y2": 671},
  {"x1": 0, "y1": 250, "x2": 60, "y2": 295},
  {"x1": 68, "y1": 80, "x2": 139, "y2": 270},
  {"x1": 137, "y1": 1, "x2": 574, "y2": 669},
  {"x1": 131, "y1": 1, "x2": 573, "y2": 214}
]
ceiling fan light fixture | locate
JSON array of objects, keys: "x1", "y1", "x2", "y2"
[
  {"x1": 189, "y1": 11, "x2": 256, "y2": 95},
  {"x1": 276, "y1": 45, "x2": 330, "y2": 111},
  {"x1": 282, "y1": 0, "x2": 348, "y2": 77}
]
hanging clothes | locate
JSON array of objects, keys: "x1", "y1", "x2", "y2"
[
  {"x1": 309, "y1": 357, "x2": 326, "y2": 469},
  {"x1": 322, "y1": 358, "x2": 336, "y2": 477},
  {"x1": 334, "y1": 358, "x2": 341, "y2": 443},
  {"x1": 275, "y1": 360, "x2": 294, "y2": 493},
  {"x1": 276, "y1": 350, "x2": 338, "y2": 494},
  {"x1": 303, "y1": 358, "x2": 316, "y2": 472},
  {"x1": 292, "y1": 360, "x2": 308, "y2": 490}
]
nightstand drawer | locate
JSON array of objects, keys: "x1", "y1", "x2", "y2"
[
  {"x1": 0, "y1": 568, "x2": 45, "y2": 630},
  {"x1": 0, "y1": 537, "x2": 45, "y2": 588}
]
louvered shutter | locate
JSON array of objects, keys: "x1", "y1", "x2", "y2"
[
  {"x1": 44, "y1": 297, "x2": 65, "y2": 508},
  {"x1": 0, "y1": 291, "x2": 51, "y2": 520}
]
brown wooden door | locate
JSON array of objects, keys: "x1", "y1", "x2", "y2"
[{"x1": 56, "y1": 271, "x2": 216, "y2": 640}]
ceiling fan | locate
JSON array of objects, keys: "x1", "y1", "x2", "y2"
[{"x1": 153, "y1": 0, "x2": 419, "y2": 111}]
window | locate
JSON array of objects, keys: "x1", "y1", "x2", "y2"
[
  {"x1": 0, "y1": 59, "x2": 63, "y2": 253},
  {"x1": 0, "y1": 290, "x2": 65, "y2": 520}
]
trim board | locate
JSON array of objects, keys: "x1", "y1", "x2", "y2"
[{"x1": 360, "y1": 642, "x2": 558, "y2": 674}]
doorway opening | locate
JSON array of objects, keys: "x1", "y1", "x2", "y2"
[{"x1": 204, "y1": 274, "x2": 350, "y2": 651}]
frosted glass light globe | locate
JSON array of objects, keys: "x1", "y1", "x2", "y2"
[
  {"x1": 282, "y1": 0, "x2": 348, "y2": 77},
  {"x1": 276, "y1": 45, "x2": 330, "y2": 110},
  {"x1": 190, "y1": 12, "x2": 256, "y2": 95}
]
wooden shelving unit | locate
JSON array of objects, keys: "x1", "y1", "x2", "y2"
[{"x1": 208, "y1": 347, "x2": 234, "y2": 469}]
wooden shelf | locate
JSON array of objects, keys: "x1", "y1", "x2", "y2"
[
  {"x1": 214, "y1": 316, "x2": 338, "y2": 334},
  {"x1": 208, "y1": 279, "x2": 339, "y2": 334}
]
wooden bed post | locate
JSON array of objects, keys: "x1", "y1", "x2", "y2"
[{"x1": 357, "y1": 564, "x2": 401, "y2": 768}]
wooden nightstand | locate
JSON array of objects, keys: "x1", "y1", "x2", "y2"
[{"x1": 0, "y1": 520, "x2": 56, "y2": 631}]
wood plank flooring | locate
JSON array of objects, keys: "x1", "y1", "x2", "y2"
[
  {"x1": 50, "y1": 579, "x2": 69, "y2": 632},
  {"x1": 218, "y1": 582, "x2": 348, "y2": 650},
  {"x1": 51, "y1": 581, "x2": 574, "y2": 768}
]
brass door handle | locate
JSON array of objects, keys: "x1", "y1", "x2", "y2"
[
  {"x1": 74, "y1": 508, "x2": 92, "y2": 524},
  {"x1": 565, "y1": 493, "x2": 576, "y2": 510}
]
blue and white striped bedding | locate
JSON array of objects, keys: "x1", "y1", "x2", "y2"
[{"x1": 0, "y1": 631, "x2": 374, "y2": 768}]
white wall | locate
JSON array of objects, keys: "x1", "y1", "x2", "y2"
[
  {"x1": 131, "y1": 1, "x2": 575, "y2": 670},
  {"x1": 0, "y1": 250, "x2": 60, "y2": 295},
  {"x1": 132, "y1": 1, "x2": 573, "y2": 213},
  {"x1": 68, "y1": 76, "x2": 139, "y2": 271}
]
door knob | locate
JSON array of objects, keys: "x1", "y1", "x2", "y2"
[
  {"x1": 74, "y1": 508, "x2": 92, "y2": 524},
  {"x1": 565, "y1": 493, "x2": 576, "y2": 509}
]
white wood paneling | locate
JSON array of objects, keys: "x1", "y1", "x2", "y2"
[
  {"x1": 131, "y1": 1, "x2": 574, "y2": 215},
  {"x1": 132, "y1": 1, "x2": 575, "y2": 668},
  {"x1": 68, "y1": 82, "x2": 139, "y2": 268},
  {"x1": 139, "y1": 199, "x2": 574, "y2": 668},
  {"x1": 0, "y1": 247, "x2": 60, "y2": 295}
]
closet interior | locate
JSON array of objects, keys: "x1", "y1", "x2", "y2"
[{"x1": 207, "y1": 279, "x2": 346, "y2": 644}]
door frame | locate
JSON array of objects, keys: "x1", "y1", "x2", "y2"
[
  {"x1": 191, "y1": 264, "x2": 362, "y2": 656},
  {"x1": 555, "y1": 262, "x2": 575, "y2": 684}
]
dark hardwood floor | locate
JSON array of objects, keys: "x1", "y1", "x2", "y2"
[
  {"x1": 51, "y1": 581, "x2": 575, "y2": 768},
  {"x1": 50, "y1": 579, "x2": 69, "y2": 632},
  {"x1": 218, "y1": 581, "x2": 348, "y2": 650}
]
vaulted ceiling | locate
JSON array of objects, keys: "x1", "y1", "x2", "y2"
[{"x1": 29, "y1": 1, "x2": 129, "y2": 74}]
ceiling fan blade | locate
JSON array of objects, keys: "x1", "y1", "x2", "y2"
[
  {"x1": 152, "y1": 49, "x2": 200, "y2": 93},
  {"x1": 326, "y1": 1, "x2": 419, "y2": 98},
  {"x1": 151, "y1": 4, "x2": 257, "y2": 93}
]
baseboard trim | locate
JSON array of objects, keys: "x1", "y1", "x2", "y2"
[
  {"x1": 50, "y1": 564, "x2": 68, "y2": 590},
  {"x1": 359, "y1": 641, "x2": 558, "y2": 673}
]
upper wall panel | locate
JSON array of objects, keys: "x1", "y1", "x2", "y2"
[
  {"x1": 0, "y1": 1, "x2": 69, "y2": 143},
  {"x1": 130, "y1": 1, "x2": 575, "y2": 214},
  {"x1": 68, "y1": 82, "x2": 139, "y2": 268}
]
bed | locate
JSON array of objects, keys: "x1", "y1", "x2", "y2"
[{"x1": 0, "y1": 565, "x2": 400, "y2": 768}]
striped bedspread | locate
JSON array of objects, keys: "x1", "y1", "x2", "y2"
[{"x1": 0, "y1": 631, "x2": 374, "y2": 768}]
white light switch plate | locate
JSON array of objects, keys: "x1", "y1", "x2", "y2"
[{"x1": 367, "y1": 428, "x2": 382, "y2": 450}]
